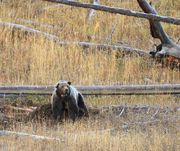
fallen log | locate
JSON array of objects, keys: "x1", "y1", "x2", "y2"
[
  {"x1": 72, "y1": 41, "x2": 147, "y2": 56},
  {"x1": 0, "y1": 21, "x2": 147, "y2": 56},
  {"x1": 44, "y1": 0, "x2": 180, "y2": 25},
  {"x1": 0, "y1": 84, "x2": 180, "y2": 96},
  {"x1": 0, "y1": 22, "x2": 62, "y2": 43},
  {"x1": 0, "y1": 130, "x2": 63, "y2": 142}
]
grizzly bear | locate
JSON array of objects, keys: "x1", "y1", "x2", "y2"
[{"x1": 51, "y1": 80, "x2": 89, "y2": 121}]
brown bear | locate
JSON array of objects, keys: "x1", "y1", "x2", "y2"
[{"x1": 51, "y1": 80, "x2": 89, "y2": 122}]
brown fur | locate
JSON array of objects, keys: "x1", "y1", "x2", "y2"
[{"x1": 51, "y1": 81, "x2": 88, "y2": 122}]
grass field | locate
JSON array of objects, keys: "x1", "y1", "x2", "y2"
[
  {"x1": 0, "y1": 94, "x2": 179, "y2": 151},
  {"x1": 0, "y1": 0, "x2": 180, "y2": 150},
  {"x1": 0, "y1": 0, "x2": 180, "y2": 85}
]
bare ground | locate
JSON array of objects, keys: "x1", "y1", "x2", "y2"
[{"x1": 0, "y1": 99, "x2": 179, "y2": 132}]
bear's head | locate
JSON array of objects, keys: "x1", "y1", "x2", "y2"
[{"x1": 55, "y1": 80, "x2": 71, "y2": 98}]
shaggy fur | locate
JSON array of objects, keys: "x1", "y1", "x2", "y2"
[{"x1": 51, "y1": 80, "x2": 88, "y2": 121}]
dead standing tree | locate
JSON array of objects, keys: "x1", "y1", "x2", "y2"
[{"x1": 137, "y1": 0, "x2": 180, "y2": 69}]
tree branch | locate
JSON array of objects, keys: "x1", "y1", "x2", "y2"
[{"x1": 44, "y1": 0, "x2": 180, "y2": 25}]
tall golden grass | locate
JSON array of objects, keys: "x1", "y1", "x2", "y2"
[
  {"x1": 0, "y1": 127, "x2": 179, "y2": 151},
  {"x1": 0, "y1": 0, "x2": 180, "y2": 85}
]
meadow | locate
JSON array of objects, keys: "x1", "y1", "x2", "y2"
[{"x1": 0, "y1": 0, "x2": 180, "y2": 150}]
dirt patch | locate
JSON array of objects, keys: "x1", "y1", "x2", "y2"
[
  {"x1": 1, "y1": 102, "x2": 179, "y2": 123},
  {"x1": 28, "y1": 104, "x2": 53, "y2": 121}
]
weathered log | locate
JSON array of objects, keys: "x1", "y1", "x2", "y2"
[
  {"x1": 0, "y1": 84, "x2": 180, "y2": 96},
  {"x1": 137, "y1": 0, "x2": 180, "y2": 60},
  {"x1": 0, "y1": 22, "x2": 62, "y2": 43},
  {"x1": 44, "y1": 0, "x2": 180, "y2": 25},
  {"x1": 0, "y1": 130, "x2": 63, "y2": 141},
  {"x1": 0, "y1": 22, "x2": 147, "y2": 56},
  {"x1": 74, "y1": 42, "x2": 147, "y2": 56}
]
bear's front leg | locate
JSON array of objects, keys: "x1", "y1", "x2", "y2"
[
  {"x1": 67, "y1": 96, "x2": 79, "y2": 121},
  {"x1": 52, "y1": 101, "x2": 64, "y2": 122}
]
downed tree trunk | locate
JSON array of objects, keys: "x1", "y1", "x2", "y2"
[
  {"x1": 0, "y1": 130, "x2": 63, "y2": 141},
  {"x1": 0, "y1": 22, "x2": 61, "y2": 43},
  {"x1": 137, "y1": 0, "x2": 180, "y2": 68},
  {"x1": 0, "y1": 22, "x2": 147, "y2": 56},
  {"x1": 0, "y1": 84, "x2": 180, "y2": 96}
]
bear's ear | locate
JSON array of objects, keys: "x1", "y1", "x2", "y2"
[
  {"x1": 68, "y1": 81, "x2": 71, "y2": 85},
  {"x1": 56, "y1": 83, "x2": 59, "y2": 88}
]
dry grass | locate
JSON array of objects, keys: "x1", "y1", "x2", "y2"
[
  {"x1": 0, "y1": 128, "x2": 179, "y2": 151},
  {"x1": 0, "y1": 0, "x2": 180, "y2": 150},
  {"x1": 0, "y1": 94, "x2": 179, "y2": 151},
  {"x1": 0, "y1": 0, "x2": 180, "y2": 85}
]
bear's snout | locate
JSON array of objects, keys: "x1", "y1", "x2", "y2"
[
  {"x1": 59, "y1": 86, "x2": 69, "y2": 97},
  {"x1": 55, "y1": 84, "x2": 69, "y2": 98},
  {"x1": 65, "y1": 88, "x2": 68, "y2": 93}
]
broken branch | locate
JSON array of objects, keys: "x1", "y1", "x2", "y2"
[{"x1": 0, "y1": 130, "x2": 63, "y2": 142}]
